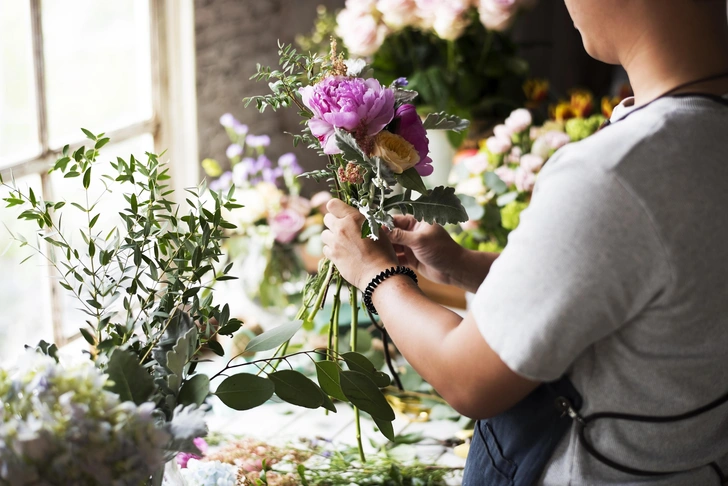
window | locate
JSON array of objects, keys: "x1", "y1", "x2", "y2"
[{"x1": 0, "y1": 0, "x2": 198, "y2": 363}]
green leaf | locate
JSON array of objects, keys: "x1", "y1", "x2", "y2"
[
  {"x1": 342, "y1": 352, "x2": 390, "y2": 387},
  {"x1": 339, "y1": 370, "x2": 395, "y2": 421},
  {"x1": 80, "y1": 327, "x2": 96, "y2": 345},
  {"x1": 457, "y1": 194, "x2": 485, "y2": 221},
  {"x1": 374, "y1": 417, "x2": 396, "y2": 442},
  {"x1": 95, "y1": 137, "x2": 110, "y2": 149},
  {"x1": 315, "y1": 361, "x2": 347, "y2": 401},
  {"x1": 81, "y1": 128, "x2": 96, "y2": 140},
  {"x1": 178, "y1": 374, "x2": 210, "y2": 406},
  {"x1": 484, "y1": 171, "x2": 508, "y2": 195},
  {"x1": 334, "y1": 129, "x2": 369, "y2": 165},
  {"x1": 83, "y1": 168, "x2": 91, "y2": 189},
  {"x1": 106, "y1": 349, "x2": 155, "y2": 405},
  {"x1": 206, "y1": 339, "x2": 225, "y2": 356},
  {"x1": 217, "y1": 319, "x2": 242, "y2": 336},
  {"x1": 268, "y1": 370, "x2": 325, "y2": 409},
  {"x1": 244, "y1": 320, "x2": 302, "y2": 353},
  {"x1": 496, "y1": 191, "x2": 519, "y2": 207},
  {"x1": 421, "y1": 112, "x2": 470, "y2": 132},
  {"x1": 395, "y1": 168, "x2": 428, "y2": 194},
  {"x1": 383, "y1": 186, "x2": 468, "y2": 225},
  {"x1": 215, "y1": 373, "x2": 275, "y2": 410}
]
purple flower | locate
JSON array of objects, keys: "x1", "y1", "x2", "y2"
[
  {"x1": 226, "y1": 144, "x2": 243, "y2": 159},
  {"x1": 219, "y1": 113, "x2": 236, "y2": 128},
  {"x1": 300, "y1": 76, "x2": 395, "y2": 155},
  {"x1": 246, "y1": 134, "x2": 271, "y2": 148},
  {"x1": 177, "y1": 438, "x2": 209, "y2": 469},
  {"x1": 269, "y1": 209, "x2": 306, "y2": 244},
  {"x1": 233, "y1": 121, "x2": 249, "y2": 135},
  {"x1": 394, "y1": 77, "x2": 409, "y2": 87},
  {"x1": 391, "y1": 104, "x2": 433, "y2": 176},
  {"x1": 278, "y1": 153, "x2": 303, "y2": 175},
  {"x1": 210, "y1": 171, "x2": 233, "y2": 192}
]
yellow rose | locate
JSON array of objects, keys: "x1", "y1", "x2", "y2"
[{"x1": 372, "y1": 131, "x2": 420, "y2": 174}]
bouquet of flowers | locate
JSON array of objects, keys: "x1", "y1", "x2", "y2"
[
  {"x1": 449, "y1": 86, "x2": 628, "y2": 251},
  {"x1": 245, "y1": 41, "x2": 468, "y2": 459},
  {"x1": 299, "y1": 0, "x2": 538, "y2": 142},
  {"x1": 0, "y1": 350, "x2": 206, "y2": 485},
  {"x1": 202, "y1": 117, "x2": 331, "y2": 312}
]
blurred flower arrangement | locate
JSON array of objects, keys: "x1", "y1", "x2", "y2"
[
  {"x1": 202, "y1": 115, "x2": 332, "y2": 312},
  {"x1": 168, "y1": 436, "x2": 458, "y2": 486},
  {"x1": 449, "y1": 84, "x2": 629, "y2": 251},
  {"x1": 0, "y1": 351, "x2": 205, "y2": 485},
  {"x1": 298, "y1": 0, "x2": 539, "y2": 145}
]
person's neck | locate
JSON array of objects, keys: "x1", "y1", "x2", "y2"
[{"x1": 621, "y1": 21, "x2": 728, "y2": 106}]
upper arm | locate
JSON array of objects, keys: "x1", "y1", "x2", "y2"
[{"x1": 441, "y1": 311, "x2": 540, "y2": 419}]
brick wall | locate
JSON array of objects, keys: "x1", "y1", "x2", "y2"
[{"x1": 194, "y1": 0, "x2": 344, "y2": 192}]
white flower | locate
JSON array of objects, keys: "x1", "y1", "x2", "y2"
[
  {"x1": 504, "y1": 108, "x2": 533, "y2": 133},
  {"x1": 463, "y1": 153, "x2": 489, "y2": 175},
  {"x1": 432, "y1": 0, "x2": 471, "y2": 40},
  {"x1": 515, "y1": 166, "x2": 537, "y2": 192},
  {"x1": 456, "y1": 177, "x2": 487, "y2": 198},
  {"x1": 493, "y1": 124, "x2": 513, "y2": 141},
  {"x1": 520, "y1": 153, "x2": 545, "y2": 172},
  {"x1": 336, "y1": 9, "x2": 389, "y2": 57},
  {"x1": 344, "y1": 58, "x2": 367, "y2": 76},
  {"x1": 486, "y1": 135, "x2": 512, "y2": 155},
  {"x1": 377, "y1": 0, "x2": 417, "y2": 30},
  {"x1": 531, "y1": 130, "x2": 571, "y2": 158},
  {"x1": 180, "y1": 459, "x2": 239, "y2": 486}
]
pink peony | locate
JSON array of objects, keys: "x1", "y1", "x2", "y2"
[
  {"x1": 515, "y1": 166, "x2": 537, "y2": 192},
  {"x1": 520, "y1": 153, "x2": 545, "y2": 172},
  {"x1": 531, "y1": 130, "x2": 571, "y2": 158},
  {"x1": 336, "y1": 9, "x2": 389, "y2": 57},
  {"x1": 461, "y1": 219, "x2": 481, "y2": 231},
  {"x1": 177, "y1": 438, "x2": 209, "y2": 469},
  {"x1": 269, "y1": 208, "x2": 306, "y2": 244},
  {"x1": 486, "y1": 135, "x2": 512, "y2": 155},
  {"x1": 494, "y1": 166, "x2": 517, "y2": 186},
  {"x1": 300, "y1": 76, "x2": 395, "y2": 155},
  {"x1": 504, "y1": 108, "x2": 533, "y2": 133},
  {"x1": 391, "y1": 104, "x2": 433, "y2": 176}
]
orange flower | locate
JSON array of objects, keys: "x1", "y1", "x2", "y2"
[
  {"x1": 524, "y1": 79, "x2": 550, "y2": 105},
  {"x1": 601, "y1": 96, "x2": 622, "y2": 118},
  {"x1": 550, "y1": 101, "x2": 576, "y2": 122},
  {"x1": 569, "y1": 89, "x2": 594, "y2": 118}
]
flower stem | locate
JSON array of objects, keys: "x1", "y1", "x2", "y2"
[{"x1": 350, "y1": 285, "x2": 366, "y2": 462}]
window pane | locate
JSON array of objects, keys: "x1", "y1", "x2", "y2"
[
  {"x1": 0, "y1": 174, "x2": 54, "y2": 365},
  {"x1": 42, "y1": 0, "x2": 153, "y2": 148},
  {"x1": 50, "y1": 134, "x2": 155, "y2": 337},
  {"x1": 0, "y1": 0, "x2": 40, "y2": 166}
]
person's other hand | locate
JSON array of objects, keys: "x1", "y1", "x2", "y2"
[
  {"x1": 321, "y1": 199, "x2": 399, "y2": 291},
  {"x1": 384, "y1": 214, "x2": 464, "y2": 286}
]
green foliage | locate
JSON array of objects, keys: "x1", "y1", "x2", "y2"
[
  {"x1": 178, "y1": 374, "x2": 211, "y2": 407},
  {"x1": 340, "y1": 370, "x2": 395, "y2": 421},
  {"x1": 421, "y1": 112, "x2": 471, "y2": 132},
  {"x1": 106, "y1": 349, "x2": 155, "y2": 405},
  {"x1": 383, "y1": 187, "x2": 469, "y2": 226},
  {"x1": 269, "y1": 370, "x2": 327, "y2": 410},
  {"x1": 243, "y1": 321, "x2": 304, "y2": 353},
  {"x1": 215, "y1": 373, "x2": 275, "y2": 411}
]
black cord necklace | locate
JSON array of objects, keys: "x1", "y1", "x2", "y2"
[{"x1": 600, "y1": 70, "x2": 728, "y2": 129}]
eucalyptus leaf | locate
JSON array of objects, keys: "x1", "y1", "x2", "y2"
[
  {"x1": 216, "y1": 373, "x2": 275, "y2": 410},
  {"x1": 395, "y1": 168, "x2": 428, "y2": 194},
  {"x1": 339, "y1": 370, "x2": 395, "y2": 421},
  {"x1": 457, "y1": 194, "x2": 485, "y2": 221},
  {"x1": 496, "y1": 191, "x2": 519, "y2": 207},
  {"x1": 374, "y1": 417, "x2": 396, "y2": 442},
  {"x1": 315, "y1": 360, "x2": 347, "y2": 401},
  {"x1": 244, "y1": 320, "x2": 303, "y2": 353},
  {"x1": 484, "y1": 171, "x2": 508, "y2": 195},
  {"x1": 342, "y1": 352, "x2": 389, "y2": 387},
  {"x1": 268, "y1": 370, "x2": 325, "y2": 409},
  {"x1": 178, "y1": 374, "x2": 210, "y2": 406}
]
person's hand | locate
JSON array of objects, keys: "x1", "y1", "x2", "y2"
[
  {"x1": 383, "y1": 214, "x2": 465, "y2": 286},
  {"x1": 321, "y1": 199, "x2": 399, "y2": 291}
]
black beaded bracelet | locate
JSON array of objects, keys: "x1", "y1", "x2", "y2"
[{"x1": 363, "y1": 266, "x2": 418, "y2": 315}]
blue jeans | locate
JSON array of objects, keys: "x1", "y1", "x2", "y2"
[{"x1": 462, "y1": 377, "x2": 582, "y2": 486}]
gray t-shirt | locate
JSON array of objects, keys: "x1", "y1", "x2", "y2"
[{"x1": 472, "y1": 94, "x2": 728, "y2": 485}]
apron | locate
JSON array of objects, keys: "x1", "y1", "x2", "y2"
[{"x1": 462, "y1": 376, "x2": 728, "y2": 485}]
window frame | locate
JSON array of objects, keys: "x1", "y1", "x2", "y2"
[{"x1": 1, "y1": 0, "x2": 199, "y2": 347}]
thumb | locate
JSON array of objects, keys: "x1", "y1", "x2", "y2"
[{"x1": 385, "y1": 226, "x2": 416, "y2": 247}]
